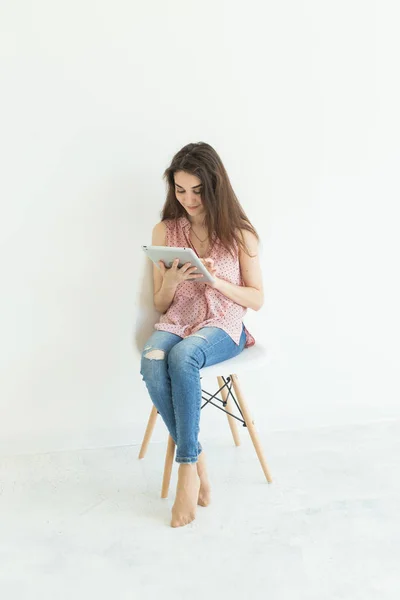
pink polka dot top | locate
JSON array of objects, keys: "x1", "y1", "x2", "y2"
[{"x1": 154, "y1": 216, "x2": 255, "y2": 347}]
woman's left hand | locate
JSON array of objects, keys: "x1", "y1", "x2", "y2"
[{"x1": 200, "y1": 258, "x2": 218, "y2": 287}]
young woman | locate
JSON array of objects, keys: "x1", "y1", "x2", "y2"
[{"x1": 140, "y1": 142, "x2": 263, "y2": 528}]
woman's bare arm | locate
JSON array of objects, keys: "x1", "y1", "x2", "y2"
[
  {"x1": 151, "y1": 222, "x2": 179, "y2": 313},
  {"x1": 208, "y1": 230, "x2": 264, "y2": 311}
]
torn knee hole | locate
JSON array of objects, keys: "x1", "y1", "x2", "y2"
[
  {"x1": 144, "y1": 349, "x2": 165, "y2": 360},
  {"x1": 191, "y1": 334, "x2": 207, "y2": 340}
]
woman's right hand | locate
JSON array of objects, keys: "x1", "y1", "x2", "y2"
[{"x1": 158, "y1": 259, "x2": 203, "y2": 287}]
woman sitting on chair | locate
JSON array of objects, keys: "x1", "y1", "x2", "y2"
[{"x1": 140, "y1": 141, "x2": 264, "y2": 528}]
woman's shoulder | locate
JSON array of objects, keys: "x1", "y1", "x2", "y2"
[
  {"x1": 152, "y1": 220, "x2": 167, "y2": 233},
  {"x1": 233, "y1": 226, "x2": 258, "y2": 246},
  {"x1": 238, "y1": 227, "x2": 258, "y2": 245},
  {"x1": 152, "y1": 217, "x2": 188, "y2": 245},
  {"x1": 151, "y1": 221, "x2": 167, "y2": 245},
  {"x1": 153, "y1": 216, "x2": 188, "y2": 234}
]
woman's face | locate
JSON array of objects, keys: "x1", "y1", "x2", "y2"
[{"x1": 173, "y1": 171, "x2": 205, "y2": 218}]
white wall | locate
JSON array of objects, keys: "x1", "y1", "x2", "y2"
[{"x1": 1, "y1": 1, "x2": 399, "y2": 456}]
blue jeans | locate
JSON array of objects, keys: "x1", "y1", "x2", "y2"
[{"x1": 140, "y1": 325, "x2": 246, "y2": 463}]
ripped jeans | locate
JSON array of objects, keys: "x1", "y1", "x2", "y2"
[{"x1": 140, "y1": 325, "x2": 246, "y2": 463}]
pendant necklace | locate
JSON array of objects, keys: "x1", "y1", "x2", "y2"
[
  {"x1": 190, "y1": 227, "x2": 209, "y2": 246},
  {"x1": 184, "y1": 227, "x2": 208, "y2": 258}
]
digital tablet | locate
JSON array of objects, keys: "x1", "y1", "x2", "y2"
[{"x1": 141, "y1": 245, "x2": 215, "y2": 284}]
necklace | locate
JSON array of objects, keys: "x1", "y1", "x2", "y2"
[
  {"x1": 184, "y1": 227, "x2": 213, "y2": 259},
  {"x1": 190, "y1": 227, "x2": 209, "y2": 244}
]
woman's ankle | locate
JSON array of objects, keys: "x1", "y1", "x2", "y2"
[
  {"x1": 178, "y1": 462, "x2": 198, "y2": 472},
  {"x1": 197, "y1": 451, "x2": 206, "y2": 469}
]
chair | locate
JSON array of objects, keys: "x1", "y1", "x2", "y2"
[{"x1": 135, "y1": 258, "x2": 273, "y2": 498}]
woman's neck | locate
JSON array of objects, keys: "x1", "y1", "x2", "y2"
[{"x1": 187, "y1": 214, "x2": 206, "y2": 229}]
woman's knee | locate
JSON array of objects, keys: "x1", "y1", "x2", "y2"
[
  {"x1": 167, "y1": 340, "x2": 202, "y2": 371},
  {"x1": 140, "y1": 346, "x2": 168, "y2": 379}
]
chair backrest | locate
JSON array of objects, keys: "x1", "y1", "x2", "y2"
[{"x1": 134, "y1": 257, "x2": 160, "y2": 354}]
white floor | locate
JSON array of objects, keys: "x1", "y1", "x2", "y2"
[{"x1": 0, "y1": 419, "x2": 399, "y2": 600}]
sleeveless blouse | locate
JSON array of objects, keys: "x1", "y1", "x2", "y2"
[{"x1": 153, "y1": 216, "x2": 255, "y2": 347}]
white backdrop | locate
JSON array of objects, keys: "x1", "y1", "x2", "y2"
[{"x1": 1, "y1": 1, "x2": 399, "y2": 455}]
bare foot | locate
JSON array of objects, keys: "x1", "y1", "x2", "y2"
[
  {"x1": 171, "y1": 464, "x2": 201, "y2": 528},
  {"x1": 197, "y1": 451, "x2": 211, "y2": 507}
]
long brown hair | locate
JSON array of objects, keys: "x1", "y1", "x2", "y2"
[{"x1": 161, "y1": 142, "x2": 259, "y2": 256}]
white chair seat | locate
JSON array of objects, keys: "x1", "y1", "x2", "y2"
[{"x1": 199, "y1": 341, "x2": 270, "y2": 378}]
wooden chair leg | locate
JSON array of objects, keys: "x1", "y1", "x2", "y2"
[
  {"x1": 231, "y1": 374, "x2": 273, "y2": 483},
  {"x1": 138, "y1": 405, "x2": 158, "y2": 459},
  {"x1": 161, "y1": 435, "x2": 176, "y2": 498},
  {"x1": 217, "y1": 376, "x2": 241, "y2": 446}
]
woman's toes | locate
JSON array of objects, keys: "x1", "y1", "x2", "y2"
[{"x1": 171, "y1": 509, "x2": 196, "y2": 528}]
